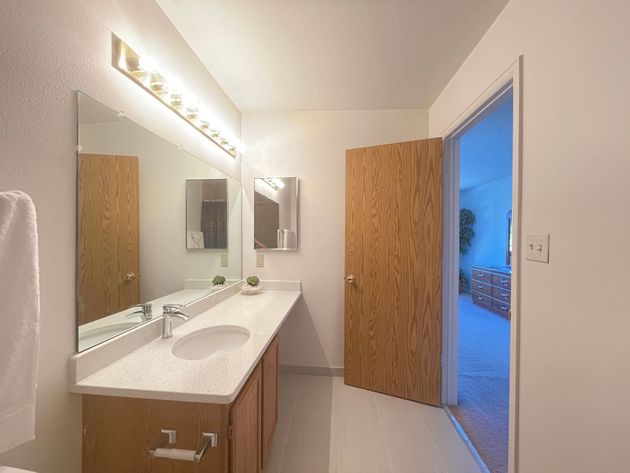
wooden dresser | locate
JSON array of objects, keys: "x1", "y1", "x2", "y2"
[{"x1": 471, "y1": 265, "x2": 511, "y2": 320}]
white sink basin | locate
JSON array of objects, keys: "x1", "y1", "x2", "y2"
[{"x1": 172, "y1": 325, "x2": 250, "y2": 360}]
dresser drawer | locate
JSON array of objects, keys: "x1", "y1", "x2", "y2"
[
  {"x1": 472, "y1": 280, "x2": 493, "y2": 296},
  {"x1": 492, "y1": 299, "x2": 511, "y2": 319},
  {"x1": 472, "y1": 268, "x2": 492, "y2": 283},
  {"x1": 492, "y1": 273, "x2": 511, "y2": 290},
  {"x1": 492, "y1": 286, "x2": 511, "y2": 303},
  {"x1": 471, "y1": 291, "x2": 492, "y2": 310}
]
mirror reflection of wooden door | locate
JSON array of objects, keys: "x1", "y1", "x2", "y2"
[
  {"x1": 78, "y1": 154, "x2": 140, "y2": 325},
  {"x1": 344, "y1": 138, "x2": 443, "y2": 406}
]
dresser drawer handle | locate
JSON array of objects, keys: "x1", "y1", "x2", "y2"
[
  {"x1": 477, "y1": 296, "x2": 484, "y2": 301},
  {"x1": 477, "y1": 285, "x2": 484, "y2": 289},
  {"x1": 501, "y1": 305, "x2": 508, "y2": 310},
  {"x1": 477, "y1": 274, "x2": 485, "y2": 278},
  {"x1": 501, "y1": 292, "x2": 509, "y2": 297},
  {"x1": 501, "y1": 279, "x2": 508, "y2": 284}
]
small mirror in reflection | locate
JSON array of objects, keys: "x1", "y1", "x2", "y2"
[
  {"x1": 186, "y1": 179, "x2": 228, "y2": 249},
  {"x1": 254, "y1": 177, "x2": 299, "y2": 250}
]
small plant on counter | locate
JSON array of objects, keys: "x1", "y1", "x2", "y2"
[
  {"x1": 246, "y1": 276, "x2": 260, "y2": 287},
  {"x1": 212, "y1": 275, "x2": 226, "y2": 286}
]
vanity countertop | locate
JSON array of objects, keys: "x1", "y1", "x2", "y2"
[{"x1": 71, "y1": 288, "x2": 301, "y2": 404}]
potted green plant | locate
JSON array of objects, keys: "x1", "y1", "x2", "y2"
[
  {"x1": 459, "y1": 208, "x2": 476, "y2": 293},
  {"x1": 241, "y1": 275, "x2": 262, "y2": 295},
  {"x1": 212, "y1": 275, "x2": 226, "y2": 287}
]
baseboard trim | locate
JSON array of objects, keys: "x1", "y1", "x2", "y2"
[
  {"x1": 279, "y1": 364, "x2": 344, "y2": 377},
  {"x1": 443, "y1": 405, "x2": 491, "y2": 473}
]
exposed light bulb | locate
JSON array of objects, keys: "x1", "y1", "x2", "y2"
[
  {"x1": 270, "y1": 178, "x2": 285, "y2": 189},
  {"x1": 113, "y1": 35, "x2": 240, "y2": 159}
]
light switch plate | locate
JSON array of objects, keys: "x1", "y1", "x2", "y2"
[
  {"x1": 220, "y1": 253, "x2": 228, "y2": 268},
  {"x1": 256, "y1": 253, "x2": 264, "y2": 268},
  {"x1": 526, "y1": 233, "x2": 550, "y2": 263}
]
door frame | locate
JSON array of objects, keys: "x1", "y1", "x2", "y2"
[{"x1": 440, "y1": 56, "x2": 523, "y2": 473}]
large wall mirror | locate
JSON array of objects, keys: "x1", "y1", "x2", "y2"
[
  {"x1": 76, "y1": 92, "x2": 242, "y2": 352},
  {"x1": 254, "y1": 177, "x2": 299, "y2": 250}
]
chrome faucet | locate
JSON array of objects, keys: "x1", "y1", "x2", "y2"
[
  {"x1": 126, "y1": 303, "x2": 153, "y2": 321},
  {"x1": 161, "y1": 304, "x2": 189, "y2": 338}
]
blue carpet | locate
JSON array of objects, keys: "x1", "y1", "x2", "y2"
[{"x1": 450, "y1": 294, "x2": 510, "y2": 473}]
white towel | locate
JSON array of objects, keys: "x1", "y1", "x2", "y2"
[
  {"x1": 187, "y1": 231, "x2": 205, "y2": 249},
  {"x1": 0, "y1": 191, "x2": 40, "y2": 454}
]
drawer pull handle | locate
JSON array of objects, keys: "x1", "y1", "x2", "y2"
[
  {"x1": 150, "y1": 429, "x2": 218, "y2": 462},
  {"x1": 477, "y1": 296, "x2": 484, "y2": 301},
  {"x1": 477, "y1": 274, "x2": 485, "y2": 278},
  {"x1": 501, "y1": 306, "x2": 508, "y2": 310},
  {"x1": 501, "y1": 279, "x2": 508, "y2": 283},
  {"x1": 501, "y1": 292, "x2": 509, "y2": 297},
  {"x1": 477, "y1": 285, "x2": 484, "y2": 289}
]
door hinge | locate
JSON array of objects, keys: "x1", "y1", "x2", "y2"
[{"x1": 228, "y1": 424, "x2": 233, "y2": 440}]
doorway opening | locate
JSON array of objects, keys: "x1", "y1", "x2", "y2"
[
  {"x1": 451, "y1": 90, "x2": 513, "y2": 473},
  {"x1": 441, "y1": 61, "x2": 521, "y2": 473}
]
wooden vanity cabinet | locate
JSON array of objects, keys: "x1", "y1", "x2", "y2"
[
  {"x1": 83, "y1": 396, "x2": 231, "y2": 473},
  {"x1": 82, "y1": 338, "x2": 279, "y2": 473},
  {"x1": 261, "y1": 336, "x2": 279, "y2": 468},
  {"x1": 230, "y1": 364, "x2": 262, "y2": 473}
]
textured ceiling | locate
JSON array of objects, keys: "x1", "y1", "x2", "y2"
[{"x1": 157, "y1": 0, "x2": 509, "y2": 111}]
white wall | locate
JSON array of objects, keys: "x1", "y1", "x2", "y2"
[
  {"x1": 429, "y1": 0, "x2": 630, "y2": 471},
  {"x1": 242, "y1": 110, "x2": 429, "y2": 369},
  {"x1": 0, "y1": 1, "x2": 240, "y2": 471},
  {"x1": 80, "y1": 120, "x2": 242, "y2": 301}
]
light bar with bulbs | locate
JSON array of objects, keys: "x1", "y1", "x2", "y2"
[
  {"x1": 111, "y1": 34, "x2": 243, "y2": 158},
  {"x1": 262, "y1": 178, "x2": 286, "y2": 191}
]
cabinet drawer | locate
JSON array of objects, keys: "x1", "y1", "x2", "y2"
[
  {"x1": 471, "y1": 280, "x2": 492, "y2": 296},
  {"x1": 492, "y1": 286, "x2": 511, "y2": 303},
  {"x1": 492, "y1": 273, "x2": 511, "y2": 290},
  {"x1": 472, "y1": 291, "x2": 492, "y2": 310},
  {"x1": 472, "y1": 268, "x2": 492, "y2": 282},
  {"x1": 492, "y1": 299, "x2": 511, "y2": 319}
]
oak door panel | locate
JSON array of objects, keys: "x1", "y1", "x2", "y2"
[
  {"x1": 261, "y1": 337, "x2": 279, "y2": 467},
  {"x1": 78, "y1": 154, "x2": 140, "y2": 324},
  {"x1": 231, "y1": 364, "x2": 262, "y2": 473},
  {"x1": 344, "y1": 138, "x2": 443, "y2": 406}
]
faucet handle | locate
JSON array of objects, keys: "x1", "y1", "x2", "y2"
[
  {"x1": 126, "y1": 303, "x2": 153, "y2": 320},
  {"x1": 163, "y1": 303, "x2": 185, "y2": 312}
]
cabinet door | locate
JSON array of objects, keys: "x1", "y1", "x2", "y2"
[
  {"x1": 262, "y1": 337, "x2": 279, "y2": 467},
  {"x1": 231, "y1": 364, "x2": 262, "y2": 473},
  {"x1": 83, "y1": 395, "x2": 229, "y2": 473}
]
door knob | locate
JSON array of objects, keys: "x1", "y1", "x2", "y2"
[
  {"x1": 344, "y1": 275, "x2": 355, "y2": 284},
  {"x1": 125, "y1": 272, "x2": 138, "y2": 281}
]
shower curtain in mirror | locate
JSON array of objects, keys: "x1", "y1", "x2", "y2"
[{"x1": 201, "y1": 199, "x2": 228, "y2": 249}]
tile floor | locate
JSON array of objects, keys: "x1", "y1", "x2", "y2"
[{"x1": 264, "y1": 374, "x2": 482, "y2": 473}]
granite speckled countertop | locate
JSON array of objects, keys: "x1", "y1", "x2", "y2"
[{"x1": 71, "y1": 289, "x2": 301, "y2": 404}]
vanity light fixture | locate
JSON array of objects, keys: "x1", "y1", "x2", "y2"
[
  {"x1": 111, "y1": 34, "x2": 243, "y2": 158},
  {"x1": 261, "y1": 178, "x2": 286, "y2": 191}
]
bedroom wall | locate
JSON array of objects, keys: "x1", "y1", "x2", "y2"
[{"x1": 460, "y1": 176, "x2": 512, "y2": 284}]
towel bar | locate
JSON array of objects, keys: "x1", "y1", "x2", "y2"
[{"x1": 149, "y1": 429, "x2": 218, "y2": 462}]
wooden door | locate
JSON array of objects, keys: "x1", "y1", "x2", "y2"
[
  {"x1": 78, "y1": 154, "x2": 140, "y2": 325},
  {"x1": 344, "y1": 138, "x2": 443, "y2": 406},
  {"x1": 261, "y1": 337, "x2": 279, "y2": 468},
  {"x1": 230, "y1": 364, "x2": 262, "y2": 473}
]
